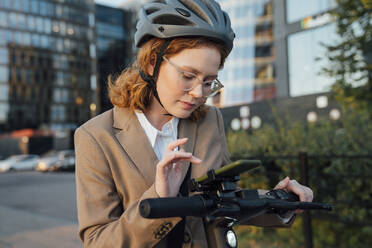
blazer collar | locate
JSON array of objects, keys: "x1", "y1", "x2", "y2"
[{"x1": 113, "y1": 106, "x2": 197, "y2": 188}]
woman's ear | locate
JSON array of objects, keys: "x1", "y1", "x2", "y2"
[{"x1": 146, "y1": 54, "x2": 156, "y2": 76}]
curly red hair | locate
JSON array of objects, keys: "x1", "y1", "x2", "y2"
[{"x1": 108, "y1": 37, "x2": 229, "y2": 121}]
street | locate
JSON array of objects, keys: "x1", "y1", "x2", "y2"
[{"x1": 0, "y1": 171, "x2": 81, "y2": 248}]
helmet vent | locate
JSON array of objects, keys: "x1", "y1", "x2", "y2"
[
  {"x1": 178, "y1": 0, "x2": 211, "y2": 24},
  {"x1": 153, "y1": 15, "x2": 193, "y2": 26},
  {"x1": 146, "y1": 7, "x2": 161, "y2": 15}
]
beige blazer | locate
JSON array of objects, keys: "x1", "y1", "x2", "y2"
[{"x1": 75, "y1": 106, "x2": 292, "y2": 248}]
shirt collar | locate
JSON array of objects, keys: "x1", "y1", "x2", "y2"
[{"x1": 135, "y1": 111, "x2": 179, "y2": 147}]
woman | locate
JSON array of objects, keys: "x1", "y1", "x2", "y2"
[{"x1": 74, "y1": 0, "x2": 313, "y2": 247}]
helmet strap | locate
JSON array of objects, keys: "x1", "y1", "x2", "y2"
[{"x1": 139, "y1": 39, "x2": 172, "y2": 113}]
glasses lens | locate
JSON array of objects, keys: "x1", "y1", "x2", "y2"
[
  {"x1": 205, "y1": 80, "x2": 223, "y2": 97},
  {"x1": 178, "y1": 72, "x2": 197, "y2": 91},
  {"x1": 177, "y1": 70, "x2": 223, "y2": 97}
]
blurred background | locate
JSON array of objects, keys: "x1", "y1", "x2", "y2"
[{"x1": 0, "y1": 0, "x2": 371, "y2": 247}]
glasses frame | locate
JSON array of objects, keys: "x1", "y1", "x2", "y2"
[{"x1": 162, "y1": 56, "x2": 224, "y2": 97}]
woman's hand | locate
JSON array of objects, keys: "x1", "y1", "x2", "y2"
[
  {"x1": 155, "y1": 138, "x2": 202, "y2": 198},
  {"x1": 274, "y1": 177, "x2": 314, "y2": 213}
]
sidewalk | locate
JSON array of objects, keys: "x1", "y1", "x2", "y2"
[{"x1": 0, "y1": 206, "x2": 81, "y2": 248}]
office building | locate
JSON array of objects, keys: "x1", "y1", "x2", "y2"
[
  {"x1": 219, "y1": 0, "x2": 341, "y2": 130},
  {"x1": 274, "y1": 0, "x2": 337, "y2": 98},
  {"x1": 96, "y1": 4, "x2": 132, "y2": 112},
  {"x1": 216, "y1": 0, "x2": 275, "y2": 106},
  {"x1": 0, "y1": 0, "x2": 97, "y2": 133}
]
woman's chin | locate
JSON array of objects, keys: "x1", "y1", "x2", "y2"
[{"x1": 169, "y1": 109, "x2": 193, "y2": 119}]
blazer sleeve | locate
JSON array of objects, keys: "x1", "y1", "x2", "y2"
[
  {"x1": 74, "y1": 126, "x2": 181, "y2": 248},
  {"x1": 215, "y1": 107, "x2": 231, "y2": 166}
]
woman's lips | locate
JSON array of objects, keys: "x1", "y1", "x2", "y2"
[{"x1": 180, "y1": 101, "x2": 195, "y2": 110}]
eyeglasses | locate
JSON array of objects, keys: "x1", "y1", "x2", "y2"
[{"x1": 163, "y1": 56, "x2": 224, "y2": 97}]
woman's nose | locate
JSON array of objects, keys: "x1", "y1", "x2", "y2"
[{"x1": 188, "y1": 84, "x2": 203, "y2": 98}]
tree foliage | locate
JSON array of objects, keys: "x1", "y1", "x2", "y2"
[
  {"x1": 321, "y1": 0, "x2": 372, "y2": 114},
  {"x1": 227, "y1": 106, "x2": 372, "y2": 247}
]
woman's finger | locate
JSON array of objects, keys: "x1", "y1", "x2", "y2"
[
  {"x1": 287, "y1": 180, "x2": 311, "y2": 202},
  {"x1": 166, "y1": 138, "x2": 188, "y2": 152},
  {"x1": 158, "y1": 151, "x2": 201, "y2": 170},
  {"x1": 274, "y1": 176, "x2": 290, "y2": 190}
]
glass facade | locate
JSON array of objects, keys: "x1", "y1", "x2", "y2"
[
  {"x1": 288, "y1": 23, "x2": 339, "y2": 97},
  {"x1": 0, "y1": 0, "x2": 96, "y2": 132},
  {"x1": 96, "y1": 4, "x2": 130, "y2": 113},
  {"x1": 217, "y1": 0, "x2": 275, "y2": 106},
  {"x1": 286, "y1": 0, "x2": 336, "y2": 23}
]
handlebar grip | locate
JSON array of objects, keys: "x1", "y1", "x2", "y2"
[{"x1": 139, "y1": 195, "x2": 213, "y2": 218}]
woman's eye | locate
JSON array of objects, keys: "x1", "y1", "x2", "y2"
[
  {"x1": 203, "y1": 81, "x2": 213, "y2": 88},
  {"x1": 182, "y1": 73, "x2": 196, "y2": 81}
]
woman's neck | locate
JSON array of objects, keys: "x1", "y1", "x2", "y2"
[{"x1": 143, "y1": 99, "x2": 172, "y2": 131}]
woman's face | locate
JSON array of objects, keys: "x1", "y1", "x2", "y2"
[{"x1": 155, "y1": 46, "x2": 221, "y2": 119}]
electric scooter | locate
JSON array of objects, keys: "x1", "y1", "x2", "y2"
[{"x1": 139, "y1": 160, "x2": 332, "y2": 248}]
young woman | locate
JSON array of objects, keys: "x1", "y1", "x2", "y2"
[{"x1": 74, "y1": 0, "x2": 313, "y2": 247}]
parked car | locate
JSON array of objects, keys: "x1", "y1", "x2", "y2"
[
  {"x1": 0, "y1": 154, "x2": 40, "y2": 172},
  {"x1": 36, "y1": 150, "x2": 75, "y2": 172},
  {"x1": 36, "y1": 152, "x2": 61, "y2": 172}
]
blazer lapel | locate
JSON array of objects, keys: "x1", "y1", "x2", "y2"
[
  {"x1": 178, "y1": 118, "x2": 197, "y2": 182},
  {"x1": 113, "y1": 107, "x2": 159, "y2": 187}
]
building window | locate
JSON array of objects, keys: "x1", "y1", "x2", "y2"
[
  {"x1": 0, "y1": 11, "x2": 7, "y2": 28},
  {"x1": 0, "y1": 84, "x2": 9, "y2": 101},
  {"x1": 0, "y1": 48, "x2": 8, "y2": 64},
  {"x1": 286, "y1": 0, "x2": 336, "y2": 23},
  {"x1": 0, "y1": 65, "x2": 9, "y2": 83},
  {"x1": 30, "y1": 0, "x2": 39, "y2": 15},
  {"x1": 0, "y1": 103, "x2": 9, "y2": 122},
  {"x1": 288, "y1": 23, "x2": 339, "y2": 97}
]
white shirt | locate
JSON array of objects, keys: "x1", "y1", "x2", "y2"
[{"x1": 135, "y1": 111, "x2": 179, "y2": 161}]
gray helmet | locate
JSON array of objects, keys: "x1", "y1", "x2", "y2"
[{"x1": 135, "y1": 0, "x2": 235, "y2": 53}]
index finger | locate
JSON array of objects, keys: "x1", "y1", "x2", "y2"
[{"x1": 166, "y1": 138, "x2": 188, "y2": 152}]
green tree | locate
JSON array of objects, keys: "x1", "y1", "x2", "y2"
[
  {"x1": 321, "y1": 0, "x2": 372, "y2": 114},
  {"x1": 227, "y1": 107, "x2": 372, "y2": 247}
]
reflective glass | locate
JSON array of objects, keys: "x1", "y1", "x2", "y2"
[
  {"x1": 0, "y1": 11, "x2": 7, "y2": 28},
  {"x1": 41, "y1": 35, "x2": 48, "y2": 48},
  {"x1": 0, "y1": 103, "x2": 10, "y2": 122},
  {"x1": 288, "y1": 23, "x2": 339, "y2": 96},
  {"x1": 8, "y1": 12, "x2": 16, "y2": 28},
  {"x1": 54, "y1": 88, "x2": 61, "y2": 102},
  {"x1": 18, "y1": 13, "x2": 26, "y2": 29},
  {"x1": 40, "y1": 1, "x2": 48, "y2": 16},
  {"x1": 22, "y1": 0, "x2": 29, "y2": 12},
  {"x1": 0, "y1": 65, "x2": 9, "y2": 83},
  {"x1": 286, "y1": 0, "x2": 336, "y2": 23},
  {"x1": 31, "y1": 0, "x2": 39, "y2": 14},
  {"x1": 0, "y1": 48, "x2": 8, "y2": 64},
  {"x1": 0, "y1": 30, "x2": 6, "y2": 45},
  {"x1": 14, "y1": 31, "x2": 22, "y2": 45},
  {"x1": 25, "y1": 68, "x2": 31, "y2": 83},
  {"x1": 49, "y1": 36, "x2": 56, "y2": 51},
  {"x1": 31, "y1": 33, "x2": 40, "y2": 47},
  {"x1": 36, "y1": 17, "x2": 44, "y2": 33},
  {"x1": 46, "y1": 2, "x2": 54, "y2": 16},
  {"x1": 23, "y1": 32, "x2": 31, "y2": 46},
  {"x1": 1, "y1": 0, "x2": 11, "y2": 9},
  {"x1": 0, "y1": 84, "x2": 9, "y2": 101},
  {"x1": 27, "y1": 15, "x2": 36, "y2": 31},
  {"x1": 59, "y1": 21, "x2": 66, "y2": 35},
  {"x1": 44, "y1": 18, "x2": 51, "y2": 34},
  {"x1": 13, "y1": 0, "x2": 22, "y2": 11}
]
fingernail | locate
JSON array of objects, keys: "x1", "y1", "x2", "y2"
[{"x1": 193, "y1": 156, "x2": 201, "y2": 162}]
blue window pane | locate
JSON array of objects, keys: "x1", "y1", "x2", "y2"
[
  {"x1": 286, "y1": 0, "x2": 336, "y2": 23},
  {"x1": 0, "y1": 48, "x2": 8, "y2": 64},
  {"x1": 288, "y1": 23, "x2": 339, "y2": 96},
  {"x1": 0, "y1": 65, "x2": 9, "y2": 83}
]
